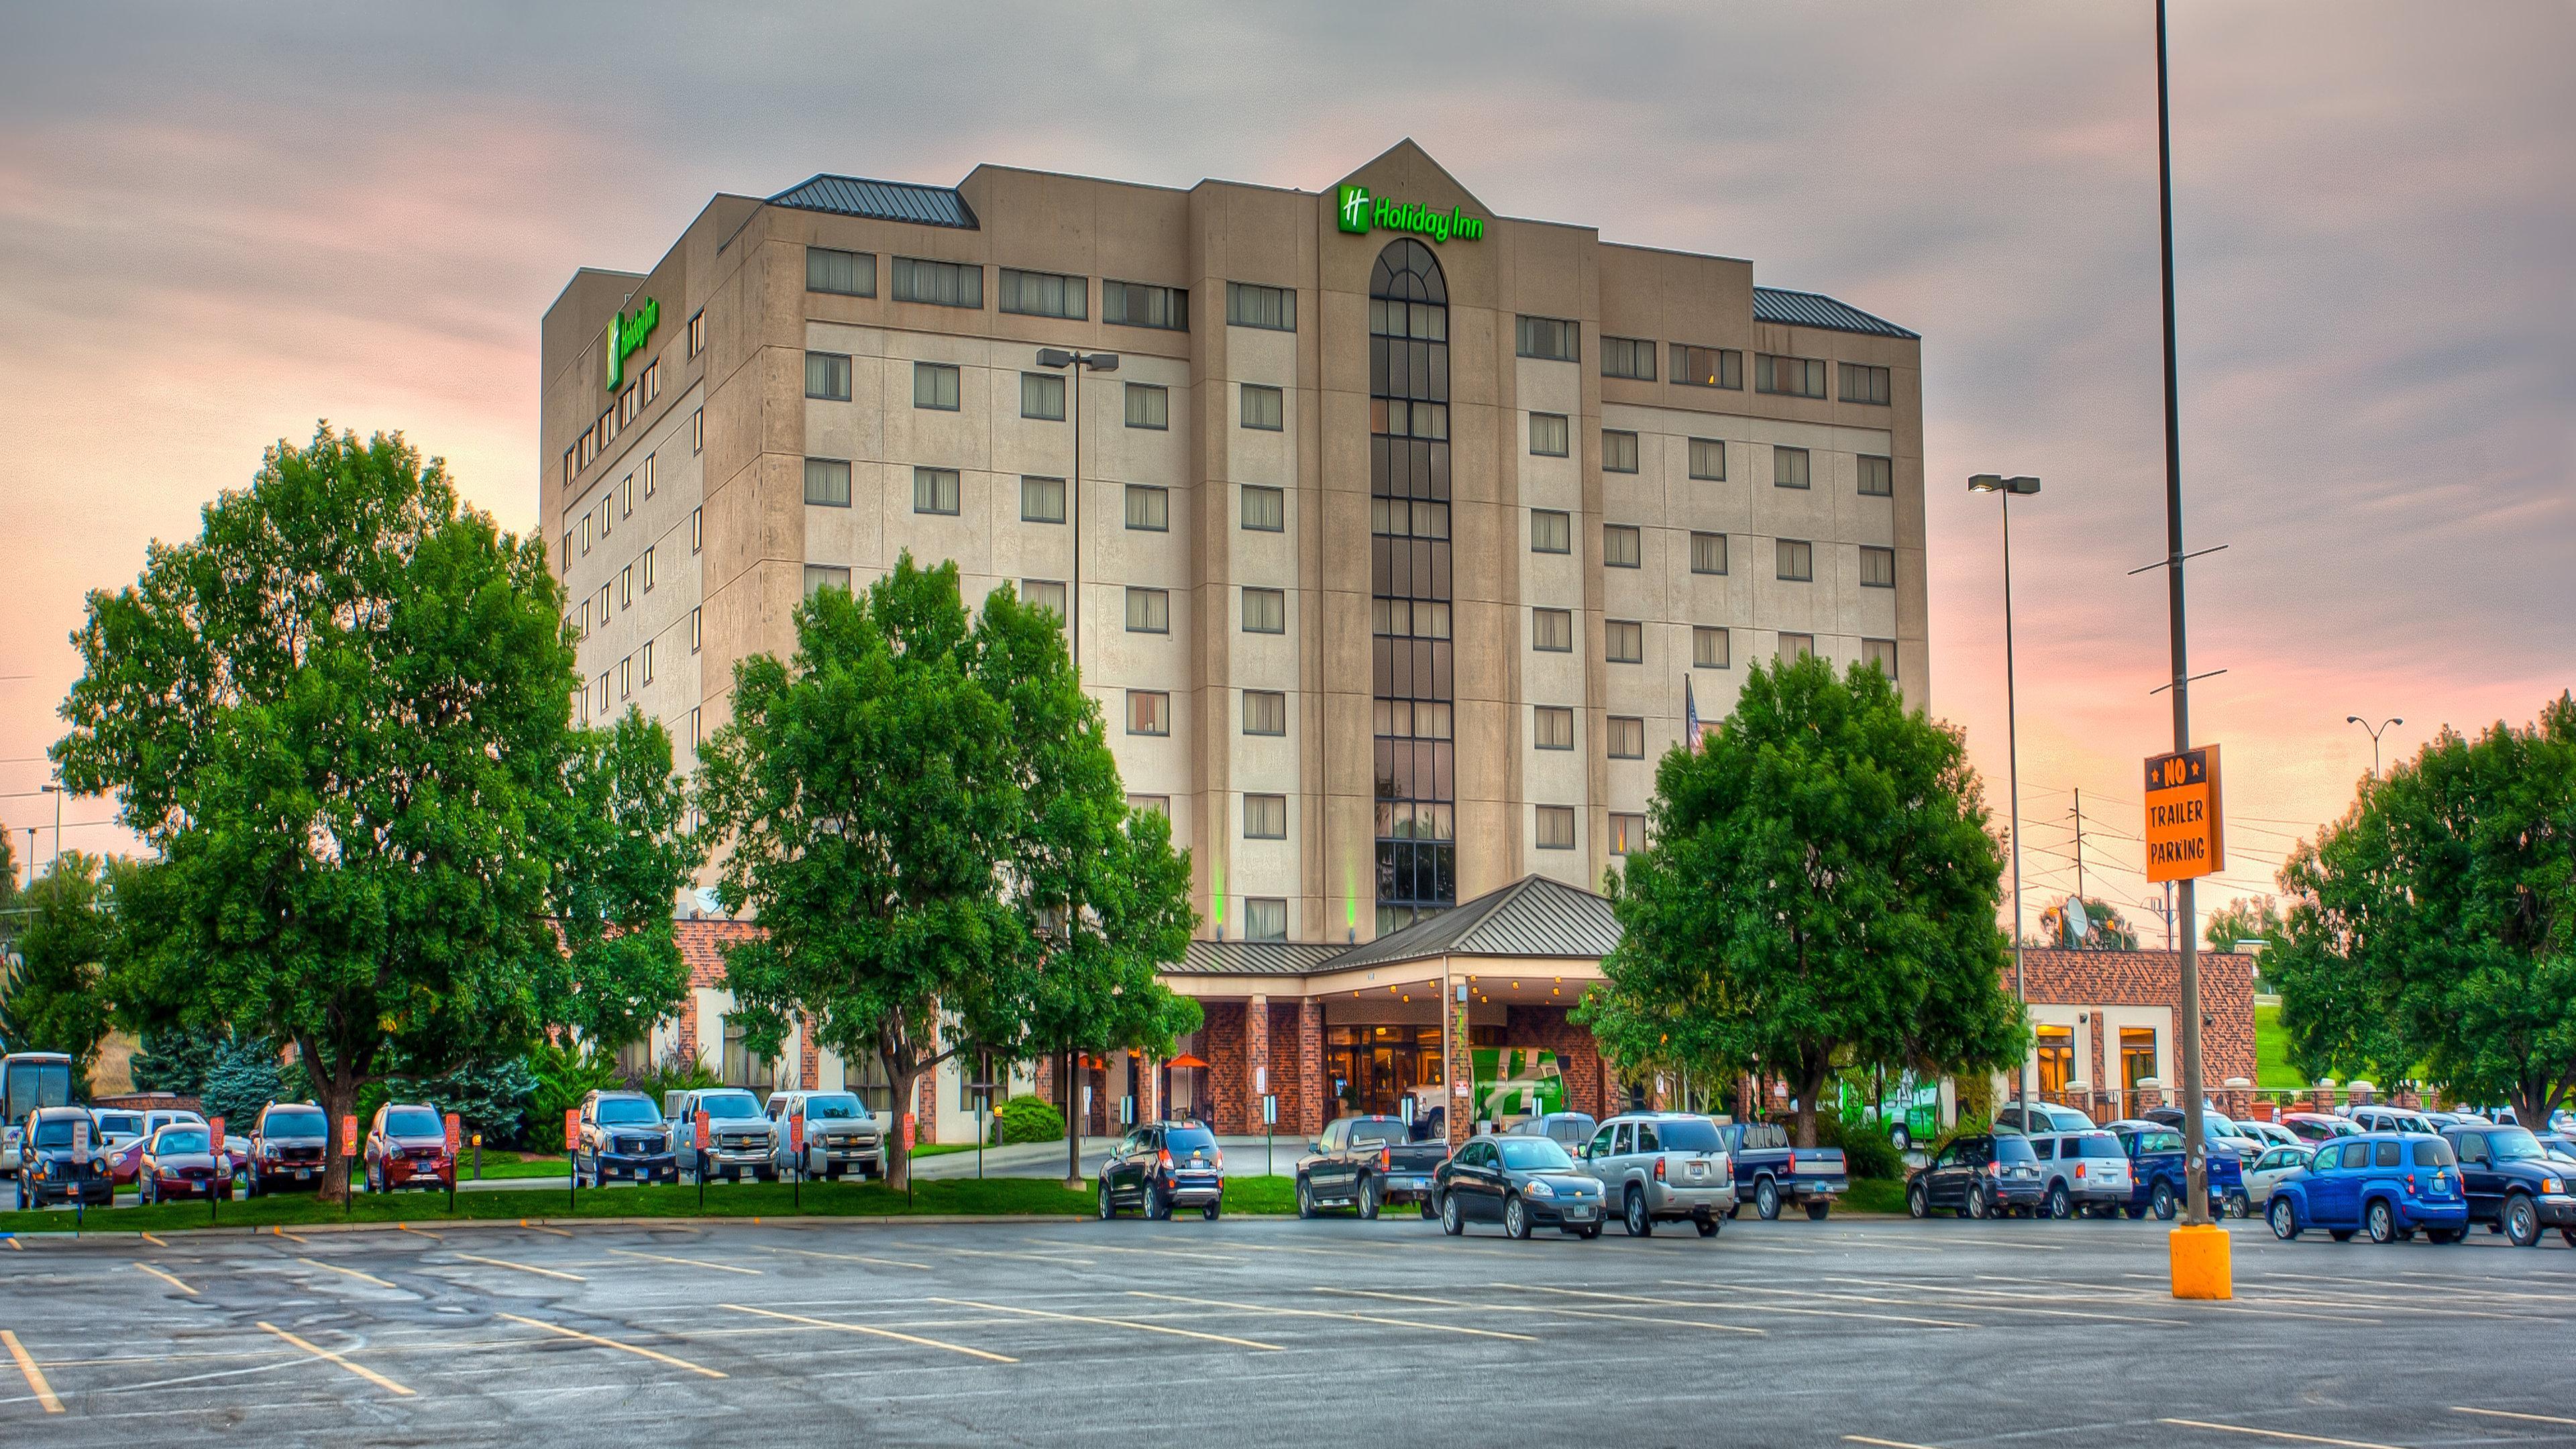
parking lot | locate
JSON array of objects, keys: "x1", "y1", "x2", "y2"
[{"x1": 2, "y1": 1214, "x2": 2571, "y2": 1447}]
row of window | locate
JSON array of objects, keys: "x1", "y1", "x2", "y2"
[
  {"x1": 1534, "y1": 517, "x2": 1895, "y2": 587},
  {"x1": 568, "y1": 360, "x2": 665, "y2": 484},
  {"x1": 1111, "y1": 788, "x2": 1650, "y2": 861},
  {"x1": 806, "y1": 246, "x2": 1196, "y2": 331},
  {"x1": 577, "y1": 607, "x2": 708, "y2": 727},
  {"x1": 1564, "y1": 317, "x2": 1894, "y2": 407},
  {"x1": 563, "y1": 411, "x2": 702, "y2": 570},
  {"x1": 1538, "y1": 423, "x2": 1892, "y2": 496}
]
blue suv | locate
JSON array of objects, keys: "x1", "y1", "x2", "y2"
[
  {"x1": 2266, "y1": 1132, "x2": 2467, "y2": 1244},
  {"x1": 2439, "y1": 1122, "x2": 2576, "y2": 1248}
]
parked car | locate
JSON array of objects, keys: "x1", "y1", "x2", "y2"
[
  {"x1": 10, "y1": 1106, "x2": 114, "y2": 1210},
  {"x1": 2344, "y1": 1104, "x2": 2438, "y2": 1135},
  {"x1": 1715, "y1": 1120, "x2": 1847, "y2": 1220},
  {"x1": 2235, "y1": 1119, "x2": 2305, "y2": 1150},
  {"x1": 361, "y1": 1102, "x2": 453, "y2": 1194},
  {"x1": 2243, "y1": 1144, "x2": 2315, "y2": 1208},
  {"x1": 244, "y1": 1102, "x2": 331, "y2": 1196},
  {"x1": 1295, "y1": 1114, "x2": 1450, "y2": 1220},
  {"x1": 2143, "y1": 1105, "x2": 2265, "y2": 1159},
  {"x1": 134, "y1": 1122, "x2": 231, "y2": 1204},
  {"x1": 2282, "y1": 1111, "x2": 2362, "y2": 1144},
  {"x1": 1434, "y1": 1132, "x2": 1604, "y2": 1239},
  {"x1": 574, "y1": 1090, "x2": 677, "y2": 1187},
  {"x1": 2535, "y1": 1132, "x2": 2576, "y2": 1167},
  {"x1": 90, "y1": 1110, "x2": 146, "y2": 1185},
  {"x1": 1906, "y1": 1132, "x2": 2045, "y2": 1219},
  {"x1": 1097, "y1": 1120, "x2": 1225, "y2": 1221},
  {"x1": 1505, "y1": 1112, "x2": 1599, "y2": 1152},
  {"x1": 1994, "y1": 1102, "x2": 2096, "y2": 1135},
  {"x1": 1579, "y1": 1112, "x2": 1733, "y2": 1237},
  {"x1": 663, "y1": 1088, "x2": 775, "y2": 1183},
  {"x1": 2108, "y1": 1121, "x2": 2247, "y2": 1218},
  {"x1": 2267, "y1": 1132, "x2": 2467, "y2": 1244},
  {"x1": 2440, "y1": 1122, "x2": 2576, "y2": 1248},
  {"x1": 763, "y1": 1090, "x2": 881, "y2": 1181},
  {"x1": 106, "y1": 1106, "x2": 207, "y2": 1187},
  {"x1": 2029, "y1": 1130, "x2": 2133, "y2": 1218}
]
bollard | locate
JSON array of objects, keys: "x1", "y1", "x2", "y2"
[{"x1": 2170, "y1": 1222, "x2": 2232, "y2": 1299}]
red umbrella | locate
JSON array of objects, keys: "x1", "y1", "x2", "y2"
[{"x1": 1167, "y1": 1054, "x2": 1210, "y2": 1069}]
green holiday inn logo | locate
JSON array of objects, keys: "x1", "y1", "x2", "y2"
[
  {"x1": 1336, "y1": 184, "x2": 1484, "y2": 244},
  {"x1": 604, "y1": 297, "x2": 661, "y2": 392}
]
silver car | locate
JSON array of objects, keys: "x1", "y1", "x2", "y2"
[
  {"x1": 2243, "y1": 1143, "x2": 2315, "y2": 1207},
  {"x1": 764, "y1": 1090, "x2": 883, "y2": 1181},
  {"x1": 1580, "y1": 1112, "x2": 1734, "y2": 1238},
  {"x1": 2029, "y1": 1129, "x2": 2133, "y2": 1217},
  {"x1": 664, "y1": 1087, "x2": 777, "y2": 1183}
]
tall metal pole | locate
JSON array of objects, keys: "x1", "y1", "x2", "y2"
[
  {"x1": 2002, "y1": 490, "x2": 2028, "y2": 1124},
  {"x1": 1069, "y1": 360, "x2": 1082, "y2": 673},
  {"x1": 2155, "y1": 0, "x2": 2210, "y2": 1227}
]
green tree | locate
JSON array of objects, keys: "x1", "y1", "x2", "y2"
[
  {"x1": 1576, "y1": 656, "x2": 2028, "y2": 1146},
  {"x1": 2270, "y1": 695, "x2": 2576, "y2": 1125},
  {"x1": 55, "y1": 425, "x2": 580, "y2": 1200},
  {"x1": 539, "y1": 708, "x2": 702, "y2": 1053},
  {"x1": 0, "y1": 852, "x2": 122, "y2": 1091},
  {"x1": 2204, "y1": 894, "x2": 2288, "y2": 955},
  {"x1": 0, "y1": 815, "x2": 18, "y2": 951}
]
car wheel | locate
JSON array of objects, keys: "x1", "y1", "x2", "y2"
[
  {"x1": 1097, "y1": 1177, "x2": 1116, "y2": 1220},
  {"x1": 1439, "y1": 1191, "x2": 1464, "y2": 1236},
  {"x1": 1907, "y1": 1181, "x2": 1929, "y2": 1219},
  {"x1": 1696, "y1": 1214, "x2": 1721, "y2": 1238},
  {"x1": 2504, "y1": 1193, "x2": 2541, "y2": 1248},
  {"x1": 1147, "y1": 1183, "x2": 1171, "y2": 1222},
  {"x1": 1805, "y1": 1199, "x2": 1831, "y2": 1221},
  {"x1": 2046, "y1": 1183, "x2": 2071, "y2": 1220},
  {"x1": 2561, "y1": 1227, "x2": 2576, "y2": 1247},
  {"x1": 2224, "y1": 1191, "x2": 2251, "y2": 1220},
  {"x1": 1356, "y1": 1177, "x2": 1380, "y2": 1221},
  {"x1": 1419, "y1": 1195, "x2": 1438, "y2": 1220},
  {"x1": 1756, "y1": 1177, "x2": 1782, "y2": 1221},
  {"x1": 1503, "y1": 1195, "x2": 1531, "y2": 1240},
  {"x1": 1965, "y1": 1185, "x2": 1989, "y2": 1220},
  {"x1": 2269, "y1": 1196, "x2": 2299, "y2": 1240},
  {"x1": 1201, "y1": 1201, "x2": 1220, "y2": 1222},
  {"x1": 1891, "y1": 1124, "x2": 1911, "y2": 1152},
  {"x1": 2151, "y1": 1182, "x2": 2178, "y2": 1221},
  {"x1": 1294, "y1": 1176, "x2": 1316, "y2": 1220},
  {"x1": 1726, "y1": 1203, "x2": 1743, "y2": 1220},
  {"x1": 1625, "y1": 1189, "x2": 1652, "y2": 1238},
  {"x1": 2366, "y1": 1199, "x2": 2397, "y2": 1244}
]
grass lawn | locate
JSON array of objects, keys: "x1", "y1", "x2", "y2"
[
  {"x1": 1841, "y1": 1178, "x2": 1909, "y2": 1215},
  {"x1": 2255, "y1": 1002, "x2": 2308, "y2": 1090}
]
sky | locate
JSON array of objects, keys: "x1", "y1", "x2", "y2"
[{"x1": 2, "y1": 1, "x2": 2569, "y2": 936}]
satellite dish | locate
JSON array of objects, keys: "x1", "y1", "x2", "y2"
[{"x1": 2063, "y1": 896, "x2": 2092, "y2": 946}]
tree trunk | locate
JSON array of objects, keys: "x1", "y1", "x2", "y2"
[
  {"x1": 886, "y1": 1059, "x2": 921, "y2": 1191},
  {"x1": 1790, "y1": 1059, "x2": 1829, "y2": 1148},
  {"x1": 302, "y1": 1038, "x2": 361, "y2": 1205},
  {"x1": 1061, "y1": 1049, "x2": 1082, "y2": 1189}
]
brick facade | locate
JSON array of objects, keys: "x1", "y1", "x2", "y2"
[{"x1": 2019, "y1": 947, "x2": 2258, "y2": 1118}]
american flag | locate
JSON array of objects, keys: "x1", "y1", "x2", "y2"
[{"x1": 1684, "y1": 674, "x2": 1703, "y2": 753}]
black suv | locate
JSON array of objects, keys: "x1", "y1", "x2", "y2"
[
  {"x1": 573, "y1": 1089, "x2": 677, "y2": 1187},
  {"x1": 11, "y1": 1107, "x2": 113, "y2": 1210},
  {"x1": 2441, "y1": 1122, "x2": 2576, "y2": 1248}
]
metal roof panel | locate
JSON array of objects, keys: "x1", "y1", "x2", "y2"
[
  {"x1": 1752, "y1": 285, "x2": 1917, "y2": 339},
  {"x1": 767, "y1": 174, "x2": 979, "y2": 229}
]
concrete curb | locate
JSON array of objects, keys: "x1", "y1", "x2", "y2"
[{"x1": 0, "y1": 1210, "x2": 1313, "y2": 1247}]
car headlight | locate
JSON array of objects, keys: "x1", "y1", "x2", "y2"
[
  {"x1": 1524, "y1": 1179, "x2": 1555, "y2": 1197},
  {"x1": 2544, "y1": 1177, "x2": 2564, "y2": 1194}
]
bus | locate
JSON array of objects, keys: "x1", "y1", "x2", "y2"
[{"x1": 3, "y1": 1051, "x2": 76, "y2": 1177}]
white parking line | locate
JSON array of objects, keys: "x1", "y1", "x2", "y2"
[
  {"x1": 1316, "y1": 1286, "x2": 1764, "y2": 1337},
  {"x1": 935, "y1": 1297, "x2": 1285, "y2": 1350},
  {"x1": 718, "y1": 1303, "x2": 1018, "y2": 1363},
  {"x1": 2453, "y1": 1405, "x2": 2576, "y2": 1427},
  {"x1": 896, "y1": 1242, "x2": 1095, "y2": 1266},
  {"x1": 255, "y1": 1322, "x2": 413, "y2": 1398},
  {"x1": 1845, "y1": 1436, "x2": 1947, "y2": 1449},
  {"x1": 766, "y1": 1245, "x2": 932, "y2": 1271},
  {"x1": 1131, "y1": 1290, "x2": 1538, "y2": 1341},
  {"x1": 451, "y1": 1252, "x2": 585, "y2": 1282},
  {"x1": 2159, "y1": 1417, "x2": 2408, "y2": 1448},
  {"x1": 608, "y1": 1247, "x2": 761, "y2": 1276},
  {"x1": 496, "y1": 1312, "x2": 727, "y2": 1379},
  {"x1": 298, "y1": 1256, "x2": 397, "y2": 1289},
  {"x1": 2, "y1": 1330, "x2": 64, "y2": 1413},
  {"x1": 1813, "y1": 1277, "x2": 2184, "y2": 1327},
  {"x1": 1515, "y1": 1281, "x2": 1978, "y2": 1330},
  {"x1": 133, "y1": 1262, "x2": 198, "y2": 1296}
]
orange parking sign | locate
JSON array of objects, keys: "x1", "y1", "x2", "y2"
[{"x1": 2143, "y1": 744, "x2": 2225, "y2": 883}]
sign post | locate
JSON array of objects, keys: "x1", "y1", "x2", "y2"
[
  {"x1": 901, "y1": 1112, "x2": 916, "y2": 1208},
  {"x1": 790, "y1": 1107, "x2": 804, "y2": 1210},
  {"x1": 207, "y1": 1114, "x2": 227, "y2": 1226},
  {"x1": 341, "y1": 1115, "x2": 358, "y2": 1215},
  {"x1": 969, "y1": 1082, "x2": 996, "y2": 1181},
  {"x1": 444, "y1": 1113, "x2": 461, "y2": 1216},
  {"x1": 694, "y1": 1108, "x2": 710, "y2": 1209},
  {"x1": 565, "y1": 1107, "x2": 581, "y2": 1212},
  {"x1": 2147, "y1": 741, "x2": 2228, "y2": 1292},
  {"x1": 1261, "y1": 1093, "x2": 1278, "y2": 1177},
  {"x1": 71, "y1": 1118, "x2": 89, "y2": 1237}
]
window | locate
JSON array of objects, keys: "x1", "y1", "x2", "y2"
[
  {"x1": 1605, "y1": 619, "x2": 1643, "y2": 663},
  {"x1": 1858, "y1": 453, "x2": 1894, "y2": 496},
  {"x1": 1124, "y1": 382, "x2": 1169, "y2": 429},
  {"x1": 1020, "y1": 371, "x2": 1066, "y2": 420},
  {"x1": 1864, "y1": 638, "x2": 1898, "y2": 678},
  {"x1": 1240, "y1": 383, "x2": 1284, "y2": 431},
  {"x1": 1528, "y1": 413, "x2": 1570, "y2": 457},
  {"x1": 1104, "y1": 280, "x2": 1188, "y2": 330},
  {"x1": 1672, "y1": 343, "x2": 1742, "y2": 389},
  {"x1": 2120, "y1": 1028, "x2": 2158, "y2": 1091},
  {"x1": 1373, "y1": 397, "x2": 1448, "y2": 439},
  {"x1": 1124, "y1": 587, "x2": 1169, "y2": 634},
  {"x1": 1777, "y1": 633, "x2": 1815, "y2": 663},
  {"x1": 690, "y1": 706, "x2": 701, "y2": 747},
  {"x1": 594, "y1": 673, "x2": 608, "y2": 714},
  {"x1": 643, "y1": 546, "x2": 656, "y2": 592},
  {"x1": 1127, "y1": 794, "x2": 1169, "y2": 818},
  {"x1": 1607, "y1": 715, "x2": 1645, "y2": 759},
  {"x1": 687, "y1": 309, "x2": 706, "y2": 358},
  {"x1": 805, "y1": 351, "x2": 851, "y2": 401},
  {"x1": 1242, "y1": 586, "x2": 1286, "y2": 635},
  {"x1": 641, "y1": 639, "x2": 655, "y2": 685},
  {"x1": 1603, "y1": 525, "x2": 1642, "y2": 568},
  {"x1": 1839, "y1": 362, "x2": 1891, "y2": 405},
  {"x1": 1533, "y1": 608, "x2": 1573, "y2": 653},
  {"x1": 806, "y1": 246, "x2": 875, "y2": 297},
  {"x1": 1372, "y1": 598, "x2": 1450, "y2": 639},
  {"x1": 619, "y1": 656, "x2": 631, "y2": 698},
  {"x1": 1241, "y1": 484, "x2": 1283, "y2": 532},
  {"x1": 1372, "y1": 497, "x2": 1450, "y2": 539},
  {"x1": 1861, "y1": 545, "x2": 1896, "y2": 588},
  {"x1": 804, "y1": 458, "x2": 851, "y2": 507},
  {"x1": 1536, "y1": 805, "x2": 1576, "y2": 849},
  {"x1": 1127, "y1": 690, "x2": 1170, "y2": 735},
  {"x1": 1243, "y1": 690, "x2": 1287, "y2": 736},
  {"x1": 912, "y1": 362, "x2": 960, "y2": 411},
  {"x1": 690, "y1": 608, "x2": 702, "y2": 653},
  {"x1": 1600, "y1": 335, "x2": 1656, "y2": 380},
  {"x1": 1777, "y1": 539, "x2": 1814, "y2": 581},
  {"x1": 1774, "y1": 446, "x2": 1811, "y2": 488},
  {"x1": 1756, "y1": 352, "x2": 1828, "y2": 398},
  {"x1": 690, "y1": 506, "x2": 702, "y2": 553},
  {"x1": 1021, "y1": 579, "x2": 1066, "y2": 619},
  {"x1": 1690, "y1": 531, "x2": 1728, "y2": 575},
  {"x1": 803, "y1": 564, "x2": 850, "y2": 598},
  {"x1": 1124, "y1": 484, "x2": 1168, "y2": 531},
  {"x1": 691, "y1": 407, "x2": 703, "y2": 453},
  {"x1": 910, "y1": 467, "x2": 961, "y2": 516},
  {"x1": 1243, "y1": 898, "x2": 1287, "y2": 941},
  {"x1": 600, "y1": 495, "x2": 612, "y2": 539},
  {"x1": 1530, "y1": 509, "x2": 1570, "y2": 554},
  {"x1": 619, "y1": 564, "x2": 632, "y2": 608},
  {"x1": 643, "y1": 453, "x2": 656, "y2": 498},
  {"x1": 998, "y1": 268, "x2": 1086, "y2": 319},
  {"x1": 1515, "y1": 315, "x2": 1579, "y2": 362},
  {"x1": 1534, "y1": 705, "x2": 1574, "y2": 750},
  {"x1": 1693, "y1": 626, "x2": 1731, "y2": 669},
  {"x1": 890, "y1": 256, "x2": 981, "y2": 308},
  {"x1": 1244, "y1": 794, "x2": 1287, "y2": 840},
  {"x1": 2036, "y1": 1025, "x2": 2074, "y2": 1095},
  {"x1": 1020, "y1": 475, "x2": 1065, "y2": 523},
  {"x1": 1609, "y1": 813, "x2": 1646, "y2": 855},
  {"x1": 1602, "y1": 429, "x2": 1639, "y2": 474},
  {"x1": 1226, "y1": 281, "x2": 1295, "y2": 331},
  {"x1": 596, "y1": 583, "x2": 609, "y2": 622},
  {"x1": 643, "y1": 360, "x2": 659, "y2": 404},
  {"x1": 580, "y1": 514, "x2": 592, "y2": 555}
]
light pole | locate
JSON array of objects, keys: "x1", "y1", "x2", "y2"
[
  {"x1": 2345, "y1": 716, "x2": 2402, "y2": 780},
  {"x1": 1970, "y1": 473, "x2": 2040, "y2": 1120},
  {"x1": 39, "y1": 783, "x2": 63, "y2": 873},
  {"x1": 1032, "y1": 348, "x2": 1120, "y2": 671}
]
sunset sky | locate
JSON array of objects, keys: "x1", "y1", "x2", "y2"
[{"x1": 3, "y1": 2, "x2": 2568, "y2": 938}]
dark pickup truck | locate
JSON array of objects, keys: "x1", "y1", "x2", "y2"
[
  {"x1": 1717, "y1": 1121, "x2": 1847, "y2": 1220},
  {"x1": 1295, "y1": 1114, "x2": 1450, "y2": 1220},
  {"x1": 2441, "y1": 1122, "x2": 2576, "y2": 1247},
  {"x1": 2108, "y1": 1121, "x2": 2246, "y2": 1218}
]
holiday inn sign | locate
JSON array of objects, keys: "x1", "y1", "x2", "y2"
[{"x1": 1338, "y1": 184, "x2": 1485, "y2": 244}]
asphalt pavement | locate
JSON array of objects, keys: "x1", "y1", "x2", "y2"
[{"x1": 3, "y1": 1210, "x2": 2571, "y2": 1446}]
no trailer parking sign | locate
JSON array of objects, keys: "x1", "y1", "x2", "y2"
[{"x1": 2143, "y1": 745, "x2": 2225, "y2": 883}]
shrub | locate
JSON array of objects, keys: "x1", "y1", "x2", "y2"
[
  {"x1": 384, "y1": 1057, "x2": 539, "y2": 1149},
  {"x1": 992, "y1": 1094, "x2": 1065, "y2": 1146},
  {"x1": 626, "y1": 1048, "x2": 721, "y2": 1106},
  {"x1": 199, "y1": 1038, "x2": 286, "y2": 1127},
  {"x1": 526, "y1": 1041, "x2": 625, "y2": 1152},
  {"x1": 1818, "y1": 1114, "x2": 1903, "y2": 1181}
]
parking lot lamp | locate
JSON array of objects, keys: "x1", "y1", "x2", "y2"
[
  {"x1": 1032, "y1": 348, "x2": 1119, "y2": 669},
  {"x1": 1969, "y1": 473, "x2": 2040, "y2": 1126},
  {"x1": 2344, "y1": 716, "x2": 2401, "y2": 780}
]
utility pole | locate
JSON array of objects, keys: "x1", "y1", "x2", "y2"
[{"x1": 2070, "y1": 788, "x2": 2087, "y2": 934}]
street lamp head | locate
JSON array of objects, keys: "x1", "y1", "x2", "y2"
[
  {"x1": 1968, "y1": 474, "x2": 2004, "y2": 493},
  {"x1": 39, "y1": 784, "x2": 62, "y2": 794},
  {"x1": 2006, "y1": 476, "x2": 2041, "y2": 495},
  {"x1": 2390, "y1": 717, "x2": 2402, "y2": 727},
  {"x1": 2346, "y1": 715, "x2": 2361, "y2": 724},
  {"x1": 1081, "y1": 352, "x2": 1119, "y2": 372},
  {"x1": 1034, "y1": 347, "x2": 1076, "y2": 369}
]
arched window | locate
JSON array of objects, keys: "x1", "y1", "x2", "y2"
[{"x1": 1368, "y1": 239, "x2": 1455, "y2": 934}]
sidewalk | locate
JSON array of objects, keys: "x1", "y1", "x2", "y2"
[{"x1": 909, "y1": 1134, "x2": 1297, "y2": 1181}]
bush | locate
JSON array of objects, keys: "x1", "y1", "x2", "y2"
[
  {"x1": 991, "y1": 1094, "x2": 1064, "y2": 1146},
  {"x1": 384, "y1": 1057, "x2": 539, "y2": 1149},
  {"x1": 526, "y1": 1041, "x2": 623, "y2": 1152},
  {"x1": 199, "y1": 1038, "x2": 286, "y2": 1127},
  {"x1": 627, "y1": 1049, "x2": 720, "y2": 1106},
  {"x1": 1819, "y1": 1114, "x2": 1903, "y2": 1181}
]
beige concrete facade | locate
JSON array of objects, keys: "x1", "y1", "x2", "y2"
[{"x1": 541, "y1": 140, "x2": 1929, "y2": 965}]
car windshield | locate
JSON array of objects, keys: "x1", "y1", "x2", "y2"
[
  {"x1": 2486, "y1": 1129, "x2": 2546, "y2": 1162},
  {"x1": 1166, "y1": 1126, "x2": 1218, "y2": 1156},
  {"x1": 384, "y1": 1108, "x2": 443, "y2": 1137},
  {"x1": 2134, "y1": 1130, "x2": 2183, "y2": 1154},
  {"x1": 696, "y1": 1091, "x2": 761, "y2": 1119},
  {"x1": 265, "y1": 1108, "x2": 326, "y2": 1139},
  {"x1": 1495, "y1": 1137, "x2": 1576, "y2": 1172},
  {"x1": 594, "y1": 1097, "x2": 659, "y2": 1125},
  {"x1": 801, "y1": 1095, "x2": 864, "y2": 1120},
  {"x1": 2411, "y1": 1139, "x2": 2456, "y2": 1167},
  {"x1": 1349, "y1": 1121, "x2": 1408, "y2": 1148},
  {"x1": 31, "y1": 1120, "x2": 76, "y2": 1148},
  {"x1": 1995, "y1": 1136, "x2": 2039, "y2": 1162},
  {"x1": 1652, "y1": 1118, "x2": 1724, "y2": 1152},
  {"x1": 96, "y1": 1113, "x2": 142, "y2": 1135},
  {"x1": 158, "y1": 1128, "x2": 210, "y2": 1154},
  {"x1": 2069, "y1": 1134, "x2": 2123, "y2": 1159}
]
